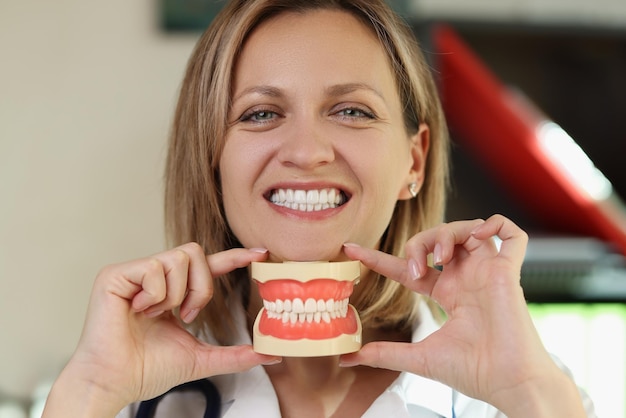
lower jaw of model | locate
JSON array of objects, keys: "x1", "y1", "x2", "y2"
[{"x1": 251, "y1": 260, "x2": 362, "y2": 357}]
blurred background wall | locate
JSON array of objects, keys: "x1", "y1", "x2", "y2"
[{"x1": 0, "y1": 0, "x2": 199, "y2": 407}]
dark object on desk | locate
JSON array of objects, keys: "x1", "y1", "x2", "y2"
[{"x1": 521, "y1": 237, "x2": 626, "y2": 302}]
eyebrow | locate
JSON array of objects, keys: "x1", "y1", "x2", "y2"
[
  {"x1": 324, "y1": 83, "x2": 385, "y2": 101},
  {"x1": 231, "y1": 82, "x2": 385, "y2": 103},
  {"x1": 232, "y1": 85, "x2": 283, "y2": 103}
]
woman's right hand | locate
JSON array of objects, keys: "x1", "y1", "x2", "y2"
[{"x1": 42, "y1": 243, "x2": 279, "y2": 418}]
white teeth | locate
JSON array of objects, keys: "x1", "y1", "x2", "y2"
[
  {"x1": 306, "y1": 190, "x2": 319, "y2": 205},
  {"x1": 292, "y1": 298, "x2": 304, "y2": 314},
  {"x1": 304, "y1": 298, "x2": 317, "y2": 313},
  {"x1": 319, "y1": 189, "x2": 328, "y2": 203},
  {"x1": 269, "y1": 188, "x2": 345, "y2": 211},
  {"x1": 317, "y1": 299, "x2": 326, "y2": 311},
  {"x1": 328, "y1": 189, "x2": 336, "y2": 204},
  {"x1": 263, "y1": 297, "x2": 350, "y2": 324},
  {"x1": 294, "y1": 190, "x2": 307, "y2": 205}
]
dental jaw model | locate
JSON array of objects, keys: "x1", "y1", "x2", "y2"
[{"x1": 251, "y1": 261, "x2": 362, "y2": 357}]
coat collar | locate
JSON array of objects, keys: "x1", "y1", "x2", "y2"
[{"x1": 375, "y1": 300, "x2": 454, "y2": 417}]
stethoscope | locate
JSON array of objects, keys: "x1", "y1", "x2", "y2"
[{"x1": 136, "y1": 379, "x2": 221, "y2": 418}]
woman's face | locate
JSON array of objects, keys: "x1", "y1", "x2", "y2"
[{"x1": 220, "y1": 9, "x2": 427, "y2": 262}]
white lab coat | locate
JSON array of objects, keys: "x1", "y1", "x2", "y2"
[{"x1": 117, "y1": 301, "x2": 596, "y2": 417}]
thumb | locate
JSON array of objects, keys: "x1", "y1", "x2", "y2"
[
  {"x1": 191, "y1": 344, "x2": 282, "y2": 379},
  {"x1": 340, "y1": 341, "x2": 430, "y2": 377}
]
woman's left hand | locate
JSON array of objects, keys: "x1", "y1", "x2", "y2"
[{"x1": 341, "y1": 214, "x2": 585, "y2": 417}]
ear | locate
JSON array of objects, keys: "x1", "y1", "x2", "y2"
[{"x1": 397, "y1": 123, "x2": 430, "y2": 200}]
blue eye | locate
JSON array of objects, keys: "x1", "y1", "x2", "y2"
[
  {"x1": 340, "y1": 108, "x2": 363, "y2": 117},
  {"x1": 252, "y1": 111, "x2": 275, "y2": 121},
  {"x1": 336, "y1": 107, "x2": 375, "y2": 119},
  {"x1": 240, "y1": 110, "x2": 276, "y2": 122}
]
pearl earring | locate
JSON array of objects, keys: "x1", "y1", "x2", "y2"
[{"x1": 408, "y1": 182, "x2": 418, "y2": 198}]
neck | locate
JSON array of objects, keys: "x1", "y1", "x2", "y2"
[
  {"x1": 263, "y1": 351, "x2": 400, "y2": 418},
  {"x1": 274, "y1": 355, "x2": 351, "y2": 387}
]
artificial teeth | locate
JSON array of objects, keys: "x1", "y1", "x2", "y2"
[
  {"x1": 305, "y1": 298, "x2": 317, "y2": 313},
  {"x1": 292, "y1": 298, "x2": 304, "y2": 314},
  {"x1": 263, "y1": 297, "x2": 350, "y2": 324}
]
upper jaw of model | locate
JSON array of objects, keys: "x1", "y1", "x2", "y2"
[
  {"x1": 267, "y1": 188, "x2": 348, "y2": 211},
  {"x1": 251, "y1": 260, "x2": 362, "y2": 357}
]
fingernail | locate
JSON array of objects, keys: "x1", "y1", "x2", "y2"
[
  {"x1": 343, "y1": 242, "x2": 360, "y2": 248},
  {"x1": 145, "y1": 310, "x2": 164, "y2": 319},
  {"x1": 338, "y1": 359, "x2": 357, "y2": 368},
  {"x1": 470, "y1": 220, "x2": 486, "y2": 235},
  {"x1": 182, "y1": 308, "x2": 199, "y2": 324},
  {"x1": 249, "y1": 248, "x2": 268, "y2": 254},
  {"x1": 408, "y1": 258, "x2": 422, "y2": 280},
  {"x1": 433, "y1": 243, "x2": 443, "y2": 265},
  {"x1": 262, "y1": 357, "x2": 282, "y2": 366}
]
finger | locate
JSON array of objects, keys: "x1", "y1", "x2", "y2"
[
  {"x1": 148, "y1": 246, "x2": 270, "y2": 323},
  {"x1": 405, "y1": 219, "x2": 486, "y2": 266},
  {"x1": 176, "y1": 243, "x2": 214, "y2": 323},
  {"x1": 205, "y1": 247, "x2": 269, "y2": 277},
  {"x1": 143, "y1": 248, "x2": 191, "y2": 316},
  {"x1": 340, "y1": 341, "x2": 430, "y2": 378},
  {"x1": 471, "y1": 214, "x2": 528, "y2": 265},
  {"x1": 178, "y1": 245, "x2": 270, "y2": 323},
  {"x1": 191, "y1": 344, "x2": 281, "y2": 379},
  {"x1": 343, "y1": 243, "x2": 437, "y2": 296},
  {"x1": 115, "y1": 258, "x2": 167, "y2": 312}
]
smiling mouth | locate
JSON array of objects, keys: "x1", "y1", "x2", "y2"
[{"x1": 267, "y1": 188, "x2": 349, "y2": 211}]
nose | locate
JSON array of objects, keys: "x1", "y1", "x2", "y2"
[{"x1": 276, "y1": 117, "x2": 335, "y2": 169}]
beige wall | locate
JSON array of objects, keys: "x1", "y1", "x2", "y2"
[{"x1": 0, "y1": 0, "x2": 197, "y2": 398}]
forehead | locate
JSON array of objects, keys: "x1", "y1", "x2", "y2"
[{"x1": 232, "y1": 9, "x2": 397, "y2": 99}]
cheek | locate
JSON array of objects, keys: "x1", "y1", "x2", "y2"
[
  {"x1": 219, "y1": 137, "x2": 273, "y2": 245},
  {"x1": 220, "y1": 137, "x2": 259, "y2": 196},
  {"x1": 389, "y1": 141, "x2": 414, "y2": 189},
  {"x1": 219, "y1": 152, "x2": 237, "y2": 206},
  {"x1": 219, "y1": 143, "x2": 248, "y2": 229},
  {"x1": 360, "y1": 143, "x2": 412, "y2": 196}
]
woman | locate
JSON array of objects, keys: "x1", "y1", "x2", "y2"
[{"x1": 43, "y1": 0, "x2": 594, "y2": 416}]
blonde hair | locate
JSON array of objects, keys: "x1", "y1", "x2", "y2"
[{"x1": 164, "y1": 0, "x2": 449, "y2": 344}]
